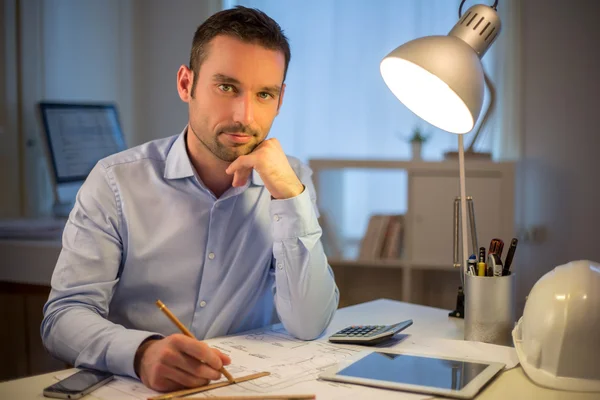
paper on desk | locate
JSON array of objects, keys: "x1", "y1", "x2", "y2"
[
  {"x1": 193, "y1": 326, "x2": 428, "y2": 400},
  {"x1": 376, "y1": 334, "x2": 520, "y2": 370},
  {"x1": 55, "y1": 326, "x2": 429, "y2": 400},
  {"x1": 54, "y1": 328, "x2": 516, "y2": 400}
]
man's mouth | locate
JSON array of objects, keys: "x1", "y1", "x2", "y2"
[{"x1": 222, "y1": 132, "x2": 252, "y2": 144}]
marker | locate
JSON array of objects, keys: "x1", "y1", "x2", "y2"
[
  {"x1": 477, "y1": 261, "x2": 486, "y2": 276},
  {"x1": 488, "y1": 238, "x2": 504, "y2": 260},
  {"x1": 477, "y1": 247, "x2": 486, "y2": 276},
  {"x1": 467, "y1": 255, "x2": 477, "y2": 275},
  {"x1": 502, "y1": 238, "x2": 518, "y2": 275}
]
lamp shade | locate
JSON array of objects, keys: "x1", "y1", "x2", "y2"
[{"x1": 380, "y1": 4, "x2": 501, "y2": 134}]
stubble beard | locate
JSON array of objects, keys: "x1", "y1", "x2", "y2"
[{"x1": 190, "y1": 123, "x2": 260, "y2": 162}]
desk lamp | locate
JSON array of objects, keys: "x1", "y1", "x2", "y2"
[{"x1": 380, "y1": 0, "x2": 502, "y2": 276}]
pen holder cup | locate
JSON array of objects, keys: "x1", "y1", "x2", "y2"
[{"x1": 464, "y1": 273, "x2": 516, "y2": 346}]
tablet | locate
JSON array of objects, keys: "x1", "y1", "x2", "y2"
[{"x1": 319, "y1": 350, "x2": 504, "y2": 399}]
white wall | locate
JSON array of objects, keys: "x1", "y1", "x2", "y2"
[
  {"x1": 130, "y1": 0, "x2": 221, "y2": 145},
  {"x1": 516, "y1": 0, "x2": 600, "y2": 309}
]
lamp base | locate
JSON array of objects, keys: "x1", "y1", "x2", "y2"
[
  {"x1": 448, "y1": 285, "x2": 465, "y2": 319},
  {"x1": 444, "y1": 150, "x2": 492, "y2": 160}
]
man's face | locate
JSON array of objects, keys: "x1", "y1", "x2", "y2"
[{"x1": 180, "y1": 35, "x2": 286, "y2": 162}]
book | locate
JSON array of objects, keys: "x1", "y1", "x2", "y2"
[
  {"x1": 358, "y1": 214, "x2": 390, "y2": 260},
  {"x1": 381, "y1": 215, "x2": 404, "y2": 259}
]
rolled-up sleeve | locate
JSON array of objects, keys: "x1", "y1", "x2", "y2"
[
  {"x1": 41, "y1": 163, "x2": 159, "y2": 378},
  {"x1": 271, "y1": 163, "x2": 339, "y2": 340}
]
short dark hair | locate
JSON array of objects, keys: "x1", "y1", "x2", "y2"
[{"x1": 189, "y1": 6, "x2": 291, "y2": 95}]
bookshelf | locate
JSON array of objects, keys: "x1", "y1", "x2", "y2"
[{"x1": 309, "y1": 158, "x2": 515, "y2": 303}]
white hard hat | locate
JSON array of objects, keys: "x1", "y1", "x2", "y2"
[{"x1": 512, "y1": 260, "x2": 600, "y2": 392}]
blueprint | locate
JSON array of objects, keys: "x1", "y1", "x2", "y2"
[
  {"x1": 188, "y1": 325, "x2": 427, "y2": 399},
  {"x1": 54, "y1": 325, "x2": 516, "y2": 399},
  {"x1": 55, "y1": 325, "x2": 426, "y2": 399}
]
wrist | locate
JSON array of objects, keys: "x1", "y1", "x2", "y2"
[
  {"x1": 274, "y1": 183, "x2": 305, "y2": 200},
  {"x1": 134, "y1": 337, "x2": 160, "y2": 378}
]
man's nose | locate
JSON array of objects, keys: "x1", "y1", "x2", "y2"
[{"x1": 233, "y1": 94, "x2": 255, "y2": 126}]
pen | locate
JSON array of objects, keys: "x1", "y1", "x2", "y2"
[
  {"x1": 467, "y1": 255, "x2": 477, "y2": 275},
  {"x1": 488, "y1": 239, "x2": 504, "y2": 276},
  {"x1": 477, "y1": 247, "x2": 486, "y2": 276},
  {"x1": 502, "y1": 238, "x2": 518, "y2": 275},
  {"x1": 155, "y1": 300, "x2": 235, "y2": 384},
  {"x1": 488, "y1": 238, "x2": 504, "y2": 260}
]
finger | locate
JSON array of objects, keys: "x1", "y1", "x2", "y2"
[
  {"x1": 195, "y1": 362, "x2": 223, "y2": 381},
  {"x1": 215, "y1": 349, "x2": 232, "y2": 365},
  {"x1": 162, "y1": 348, "x2": 222, "y2": 381},
  {"x1": 167, "y1": 366, "x2": 210, "y2": 388},
  {"x1": 173, "y1": 336, "x2": 223, "y2": 371},
  {"x1": 232, "y1": 168, "x2": 252, "y2": 187},
  {"x1": 153, "y1": 362, "x2": 209, "y2": 390},
  {"x1": 226, "y1": 154, "x2": 256, "y2": 175}
]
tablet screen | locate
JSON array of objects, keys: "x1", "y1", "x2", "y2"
[{"x1": 337, "y1": 352, "x2": 489, "y2": 390}]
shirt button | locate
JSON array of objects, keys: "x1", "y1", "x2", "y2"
[
  {"x1": 208, "y1": 252, "x2": 215, "y2": 260},
  {"x1": 200, "y1": 301, "x2": 207, "y2": 307},
  {"x1": 274, "y1": 215, "x2": 280, "y2": 221},
  {"x1": 277, "y1": 262, "x2": 283, "y2": 270}
]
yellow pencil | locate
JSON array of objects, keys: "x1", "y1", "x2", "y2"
[
  {"x1": 173, "y1": 396, "x2": 315, "y2": 400},
  {"x1": 155, "y1": 299, "x2": 235, "y2": 383}
]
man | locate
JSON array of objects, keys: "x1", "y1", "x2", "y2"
[{"x1": 41, "y1": 6, "x2": 339, "y2": 392}]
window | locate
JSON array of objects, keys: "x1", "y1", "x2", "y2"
[{"x1": 224, "y1": 0, "x2": 511, "y2": 247}]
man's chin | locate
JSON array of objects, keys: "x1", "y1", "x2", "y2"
[{"x1": 215, "y1": 148, "x2": 252, "y2": 162}]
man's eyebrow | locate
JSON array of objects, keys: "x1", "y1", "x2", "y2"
[
  {"x1": 212, "y1": 73, "x2": 282, "y2": 96},
  {"x1": 212, "y1": 74, "x2": 241, "y2": 85},
  {"x1": 260, "y1": 85, "x2": 282, "y2": 96}
]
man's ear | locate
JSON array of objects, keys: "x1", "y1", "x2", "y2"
[
  {"x1": 177, "y1": 65, "x2": 194, "y2": 102},
  {"x1": 276, "y1": 83, "x2": 286, "y2": 114}
]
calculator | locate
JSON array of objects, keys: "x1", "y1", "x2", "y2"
[{"x1": 328, "y1": 319, "x2": 413, "y2": 345}]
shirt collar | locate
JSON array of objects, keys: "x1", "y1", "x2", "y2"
[
  {"x1": 251, "y1": 170, "x2": 265, "y2": 186},
  {"x1": 164, "y1": 126, "x2": 265, "y2": 187},
  {"x1": 164, "y1": 127, "x2": 195, "y2": 180}
]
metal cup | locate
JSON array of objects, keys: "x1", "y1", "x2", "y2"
[{"x1": 464, "y1": 272, "x2": 516, "y2": 346}]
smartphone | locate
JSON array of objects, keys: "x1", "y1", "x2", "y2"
[{"x1": 43, "y1": 369, "x2": 114, "y2": 399}]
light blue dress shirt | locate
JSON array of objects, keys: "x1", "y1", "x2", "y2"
[{"x1": 41, "y1": 129, "x2": 339, "y2": 379}]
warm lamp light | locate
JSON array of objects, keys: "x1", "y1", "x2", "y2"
[
  {"x1": 380, "y1": 2, "x2": 501, "y2": 134},
  {"x1": 380, "y1": 1, "x2": 502, "y2": 275}
]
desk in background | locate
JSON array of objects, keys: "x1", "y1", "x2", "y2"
[
  {"x1": 0, "y1": 239, "x2": 64, "y2": 380},
  {"x1": 0, "y1": 299, "x2": 595, "y2": 399}
]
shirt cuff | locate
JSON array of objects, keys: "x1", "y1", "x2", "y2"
[
  {"x1": 106, "y1": 329, "x2": 163, "y2": 379},
  {"x1": 270, "y1": 188, "x2": 319, "y2": 241}
]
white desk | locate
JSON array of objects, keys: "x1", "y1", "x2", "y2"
[
  {"x1": 0, "y1": 239, "x2": 61, "y2": 285},
  {"x1": 0, "y1": 299, "x2": 594, "y2": 399}
]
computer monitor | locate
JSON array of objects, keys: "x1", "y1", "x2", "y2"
[{"x1": 38, "y1": 102, "x2": 127, "y2": 216}]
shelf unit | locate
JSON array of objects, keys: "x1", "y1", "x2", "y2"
[{"x1": 309, "y1": 158, "x2": 515, "y2": 303}]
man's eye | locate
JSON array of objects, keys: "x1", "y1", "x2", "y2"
[
  {"x1": 218, "y1": 84, "x2": 234, "y2": 92},
  {"x1": 258, "y1": 92, "x2": 273, "y2": 99}
]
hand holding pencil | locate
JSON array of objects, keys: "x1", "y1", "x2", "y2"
[
  {"x1": 155, "y1": 300, "x2": 234, "y2": 383},
  {"x1": 133, "y1": 300, "x2": 233, "y2": 392}
]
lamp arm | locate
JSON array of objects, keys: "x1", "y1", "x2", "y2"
[{"x1": 466, "y1": 70, "x2": 496, "y2": 153}]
